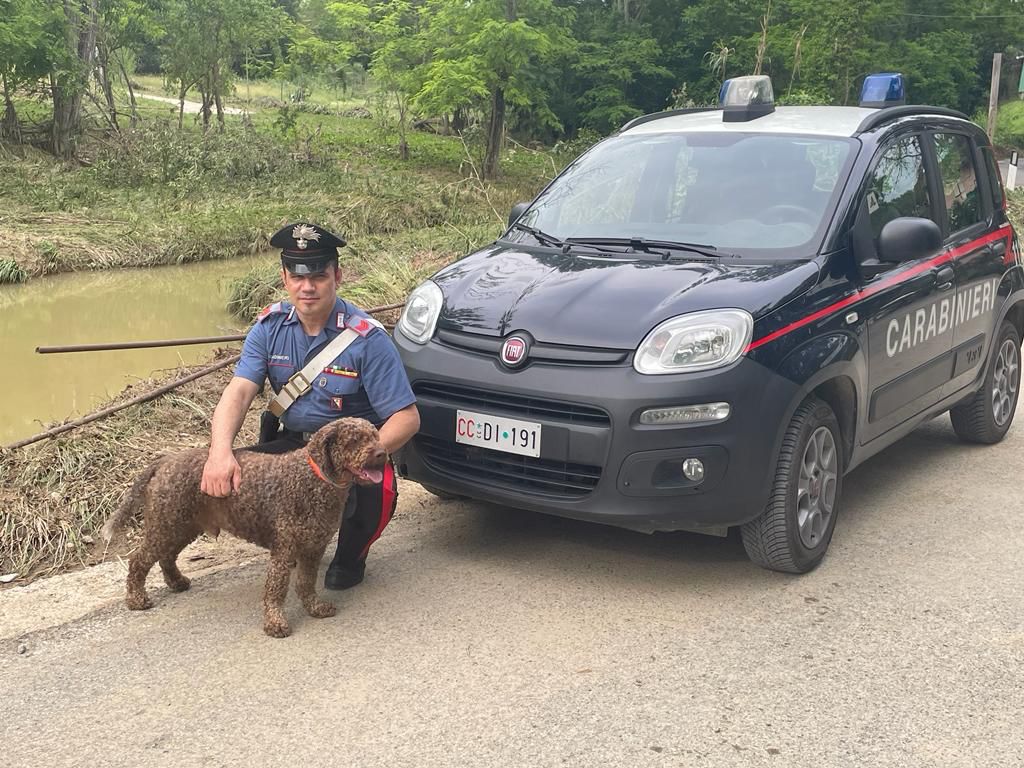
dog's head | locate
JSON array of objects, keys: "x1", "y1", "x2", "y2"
[{"x1": 306, "y1": 418, "x2": 388, "y2": 486}]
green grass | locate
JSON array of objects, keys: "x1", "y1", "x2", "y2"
[
  {"x1": 0, "y1": 94, "x2": 558, "y2": 279},
  {"x1": 0, "y1": 258, "x2": 27, "y2": 284}
]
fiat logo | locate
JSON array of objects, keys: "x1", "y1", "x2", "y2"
[{"x1": 500, "y1": 335, "x2": 529, "y2": 367}]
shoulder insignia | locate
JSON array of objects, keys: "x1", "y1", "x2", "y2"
[
  {"x1": 256, "y1": 301, "x2": 286, "y2": 324},
  {"x1": 345, "y1": 315, "x2": 384, "y2": 337}
]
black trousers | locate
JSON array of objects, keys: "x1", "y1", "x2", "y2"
[{"x1": 244, "y1": 433, "x2": 398, "y2": 568}]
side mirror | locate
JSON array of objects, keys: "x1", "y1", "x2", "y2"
[
  {"x1": 508, "y1": 202, "x2": 530, "y2": 229},
  {"x1": 877, "y1": 217, "x2": 942, "y2": 264}
]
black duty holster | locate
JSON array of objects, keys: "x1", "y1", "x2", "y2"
[{"x1": 258, "y1": 410, "x2": 281, "y2": 443}]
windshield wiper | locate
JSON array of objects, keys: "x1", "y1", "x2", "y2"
[
  {"x1": 509, "y1": 222, "x2": 566, "y2": 249},
  {"x1": 567, "y1": 237, "x2": 734, "y2": 261}
]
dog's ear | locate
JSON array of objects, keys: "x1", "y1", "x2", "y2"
[{"x1": 306, "y1": 425, "x2": 337, "y2": 479}]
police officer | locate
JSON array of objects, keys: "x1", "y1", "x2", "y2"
[{"x1": 200, "y1": 222, "x2": 420, "y2": 589}]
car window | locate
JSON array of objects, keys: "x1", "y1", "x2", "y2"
[
  {"x1": 980, "y1": 145, "x2": 1004, "y2": 212},
  {"x1": 866, "y1": 135, "x2": 932, "y2": 240},
  {"x1": 513, "y1": 132, "x2": 855, "y2": 260},
  {"x1": 933, "y1": 133, "x2": 982, "y2": 234}
]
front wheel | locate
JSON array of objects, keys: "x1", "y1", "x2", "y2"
[
  {"x1": 741, "y1": 396, "x2": 843, "y2": 574},
  {"x1": 949, "y1": 320, "x2": 1021, "y2": 444}
]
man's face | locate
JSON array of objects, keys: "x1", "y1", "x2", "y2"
[{"x1": 282, "y1": 265, "x2": 342, "y2": 320}]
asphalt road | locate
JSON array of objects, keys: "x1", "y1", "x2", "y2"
[{"x1": 2, "y1": 414, "x2": 1023, "y2": 768}]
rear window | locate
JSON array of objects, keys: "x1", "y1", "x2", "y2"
[
  {"x1": 980, "y1": 146, "x2": 1004, "y2": 211},
  {"x1": 933, "y1": 133, "x2": 982, "y2": 234}
]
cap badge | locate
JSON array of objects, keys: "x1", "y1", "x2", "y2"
[{"x1": 292, "y1": 224, "x2": 321, "y2": 251}]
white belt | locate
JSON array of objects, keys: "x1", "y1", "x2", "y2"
[{"x1": 268, "y1": 328, "x2": 359, "y2": 417}]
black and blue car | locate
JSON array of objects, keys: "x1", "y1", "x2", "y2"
[{"x1": 393, "y1": 74, "x2": 1023, "y2": 573}]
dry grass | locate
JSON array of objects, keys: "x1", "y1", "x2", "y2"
[{"x1": 0, "y1": 349, "x2": 262, "y2": 581}]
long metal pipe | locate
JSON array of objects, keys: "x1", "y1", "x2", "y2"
[
  {"x1": 37, "y1": 335, "x2": 246, "y2": 354},
  {"x1": 34, "y1": 301, "x2": 406, "y2": 354}
]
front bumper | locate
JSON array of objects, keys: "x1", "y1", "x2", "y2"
[{"x1": 395, "y1": 331, "x2": 800, "y2": 534}]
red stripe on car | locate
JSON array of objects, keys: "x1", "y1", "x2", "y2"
[{"x1": 746, "y1": 226, "x2": 1013, "y2": 353}]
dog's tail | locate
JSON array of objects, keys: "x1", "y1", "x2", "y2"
[{"x1": 101, "y1": 459, "x2": 163, "y2": 543}]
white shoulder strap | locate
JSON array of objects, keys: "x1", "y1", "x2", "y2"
[{"x1": 268, "y1": 329, "x2": 360, "y2": 417}]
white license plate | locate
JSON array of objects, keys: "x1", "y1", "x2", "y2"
[{"x1": 455, "y1": 409, "x2": 542, "y2": 458}]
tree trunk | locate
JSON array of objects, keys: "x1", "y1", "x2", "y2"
[
  {"x1": 213, "y1": 59, "x2": 224, "y2": 132},
  {"x1": 116, "y1": 51, "x2": 138, "y2": 129},
  {"x1": 397, "y1": 92, "x2": 409, "y2": 160},
  {"x1": 52, "y1": 0, "x2": 100, "y2": 158},
  {"x1": 483, "y1": 86, "x2": 505, "y2": 180},
  {"x1": 96, "y1": 39, "x2": 120, "y2": 134},
  {"x1": 1, "y1": 70, "x2": 22, "y2": 144},
  {"x1": 452, "y1": 107, "x2": 467, "y2": 134},
  {"x1": 178, "y1": 81, "x2": 187, "y2": 130}
]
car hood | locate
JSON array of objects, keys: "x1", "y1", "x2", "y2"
[{"x1": 433, "y1": 244, "x2": 821, "y2": 349}]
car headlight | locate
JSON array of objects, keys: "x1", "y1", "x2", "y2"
[
  {"x1": 634, "y1": 309, "x2": 753, "y2": 374},
  {"x1": 397, "y1": 280, "x2": 443, "y2": 344}
]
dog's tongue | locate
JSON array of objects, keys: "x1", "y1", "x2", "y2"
[{"x1": 356, "y1": 467, "x2": 384, "y2": 484}]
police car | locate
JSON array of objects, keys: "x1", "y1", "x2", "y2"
[{"x1": 393, "y1": 73, "x2": 1023, "y2": 573}]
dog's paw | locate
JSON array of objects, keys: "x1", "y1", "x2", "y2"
[
  {"x1": 165, "y1": 575, "x2": 191, "y2": 592},
  {"x1": 263, "y1": 620, "x2": 292, "y2": 638},
  {"x1": 126, "y1": 595, "x2": 153, "y2": 611},
  {"x1": 308, "y1": 601, "x2": 336, "y2": 619}
]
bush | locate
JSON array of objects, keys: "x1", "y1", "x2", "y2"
[
  {"x1": 0, "y1": 258, "x2": 27, "y2": 284},
  {"x1": 91, "y1": 121, "x2": 290, "y2": 187},
  {"x1": 991, "y1": 101, "x2": 1024, "y2": 151}
]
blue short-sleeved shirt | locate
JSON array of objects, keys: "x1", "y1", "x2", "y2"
[{"x1": 235, "y1": 298, "x2": 416, "y2": 433}]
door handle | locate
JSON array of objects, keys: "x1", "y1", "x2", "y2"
[
  {"x1": 936, "y1": 265, "x2": 954, "y2": 290},
  {"x1": 991, "y1": 241, "x2": 1008, "y2": 261}
]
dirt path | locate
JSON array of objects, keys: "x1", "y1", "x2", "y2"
[
  {"x1": 3, "y1": 418, "x2": 1023, "y2": 767},
  {"x1": 137, "y1": 93, "x2": 244, "y2": 115}
]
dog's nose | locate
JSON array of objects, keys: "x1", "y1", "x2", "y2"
[{"x1": 372, "y1": 446, "x2": 387, "y2": 462}]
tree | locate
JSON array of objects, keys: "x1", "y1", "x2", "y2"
[
  {"x1": 0, "y1": 0, "x2": 61, "y2": 143},
  {"x1": 50, "y1": 0, "x2": 101, "y2": 157},
  {"x1": 413, "y1": 0, "x2": 574, "y2": 178},
  {"x1": 160, "y1": 0, "x2": 285, "y2": 131},
  {"x1": 370, "y1": 0, "x2": 428, "y2": 160}
]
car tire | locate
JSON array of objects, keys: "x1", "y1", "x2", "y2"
[
  {"x1": 949, "y1": 321, "x2": 1021, "y2": 444},
  {"x1": 421, "y1": 484, "x2": 466, "y2": 501},
  {"x1": 741, "y1": 396, "x2": 843, "y2": 574}
]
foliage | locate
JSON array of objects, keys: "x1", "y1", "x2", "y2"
[
  {"x1": 0, "y1": 257, "x2": 28, "y2": 284},
  {"x1": 5, "y1": 0, "x2": 1024, "y2": 176}
]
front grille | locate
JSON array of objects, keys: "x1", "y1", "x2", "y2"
[
  {"x1": 414, "y1": 382, "x2": 611, "y2": 427},
  {"x1": 416, "y1": 436, "x2": 602, "y2": 498},
  {"x1": 435, "y1": 329, "x2": 629, "y2": 366}
]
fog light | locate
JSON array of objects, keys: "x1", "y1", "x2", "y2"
[
  {"x1": 639, "y1": 402, "x2": 731, "y2": 425},
  {"x1": 682, "y1": 458, "x2": 705, "y2": 482}
]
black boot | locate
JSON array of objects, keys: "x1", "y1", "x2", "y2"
[{"x1": 324, "y1": 558, "x2": 365, "y2": 590}]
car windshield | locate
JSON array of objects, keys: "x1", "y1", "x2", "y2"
[{"x1": 509, "y1": 132, "x2": 857, "y2": 260}]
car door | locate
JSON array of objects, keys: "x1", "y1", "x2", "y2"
[
  {"x1": 930, "y1": 131, "x2": 1009, "y2": 395},
  {"x1": 858, "y1": 132, "x2": 956, "y2": 443}
]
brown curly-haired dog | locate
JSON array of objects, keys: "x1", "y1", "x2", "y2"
[{"x1": 101, "y1": 417, "x2": 387, "y2": 638}]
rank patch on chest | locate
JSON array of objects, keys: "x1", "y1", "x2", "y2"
[
  {"x1": 330, "y1": 396, "x2": 344, "y2": 410},
  {"x1": 324, "y1": 365, "x2": 359, "y2": 378}
]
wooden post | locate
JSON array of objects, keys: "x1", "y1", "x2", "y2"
[{"x1": 988, "y1": 52, "x2": 1003, "y2": 141}]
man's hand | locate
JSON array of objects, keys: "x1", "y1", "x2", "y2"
[
  {"x1": 201, "y1": 450, "x2": 242, "y2": 497},
  {"x1": 201, "y1": 376, "x2": 261, "y2": 497}
]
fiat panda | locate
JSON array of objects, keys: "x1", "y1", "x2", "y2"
[{"x1": 393, "y1": 73, "x2": 1023, "y2": 573}]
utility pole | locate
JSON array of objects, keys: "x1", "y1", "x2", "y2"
[{"x1": 987, "y1": 52, "x2": 1003, "y2": 141}]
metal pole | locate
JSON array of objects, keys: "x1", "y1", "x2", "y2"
[
  {"x1": 988, "y1": 52, "x2": 1003, "y2": 141},
  {"x1": 34, "y1": 301, "x2": 407, "y2": 354},
  {"x1": 37, "y1": 335, "x2": 246, "y2": 354}
]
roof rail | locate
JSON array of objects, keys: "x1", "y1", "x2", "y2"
[
  {"x1": 619, "y1": 107, "x2": 717, "y2": 133},
  {"x1": 855, "y1": 105, "x2": 969, "y2": 134}
]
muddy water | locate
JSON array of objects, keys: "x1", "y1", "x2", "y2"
[{"x1": 0, "y1": 255, "x2": 269, "y2": 445}]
